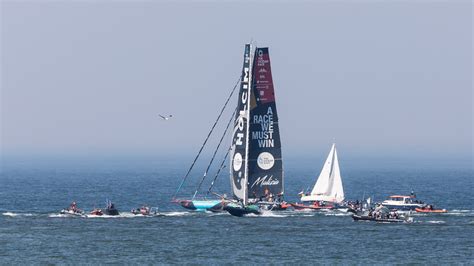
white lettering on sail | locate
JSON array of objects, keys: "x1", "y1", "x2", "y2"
[
  {"x1": 236, "y1": 133, "x2": 244, "y2": 146},
  {"x1": 251, "y1": 175, "x2": 280, "y2": 188},
  {"x1": 252, "y1": 107, "x2": 275, "y2": 148},
  {"x1": 231, "y1": 45, "x2": 251, "y2": 200}
]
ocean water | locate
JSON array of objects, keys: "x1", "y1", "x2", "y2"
[{"x1": 0, "y1": 158, "x2": 473, "y2": 264}]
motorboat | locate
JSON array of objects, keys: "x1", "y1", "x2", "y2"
[
  {"x1": 381, "y1": 195, "x2": 426, "y2": 211},
  {"x1": 415, "y1": 205, "x2": 447, "y2": 213},
  {"x1": 89, "y1": 208, "x2": 103, "y2": 216},
  {"x1": 290, "y1": 201, "x2": 334, "y2": 210},
  {"x1": 104, "y1": 201, "x2": 119, "y2": 216},
  {"x1": 59, "y1": 202, "x2": 84, "y2": 216}
]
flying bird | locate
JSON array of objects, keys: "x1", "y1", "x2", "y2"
[{"x1": 158, "y1": 114, "x2": 173, "y2": 121}]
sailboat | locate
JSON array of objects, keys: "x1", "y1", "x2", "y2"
[
  {"x1": 292, "y1": 143, "x2": 344, "y2": 210},
  {"x1": 224, "y1": 44, "x2": 286, "y2": 217}
]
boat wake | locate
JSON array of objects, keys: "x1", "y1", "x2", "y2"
[
  {"x1": 2, "y1": 212, "x2": 36, "y2": 217},
  {"x1": 324, "y1": 212, "x2": 351, "y2": 217},
  {"x1": 425, "y1": 220, "x2": 446, "y2": 224},
  {"x1": 161, "y1": 211, "x2": 197, "y2": 217},
  {"x1": 446, "y1": 210, "x2": 473, "y2": 216}
]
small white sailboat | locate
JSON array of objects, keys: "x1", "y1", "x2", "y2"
[{"x1": 300, "y1": 143, "x2": 344, "y2": 204}]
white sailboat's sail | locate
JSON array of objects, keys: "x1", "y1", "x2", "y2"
[
  {"x1": 301, "y1": 143, "x2": 344, "y2": 203},
  {"x1": 331, "y1": 148, "x2": 344, "y2": 203}
]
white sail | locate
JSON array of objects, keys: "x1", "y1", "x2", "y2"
[
  {"x1": 330, "y1": 148, "x2": 344, "y2": 203},
  {"x1": 301, "y1": 143, "x2": 344, "y2": 203}
]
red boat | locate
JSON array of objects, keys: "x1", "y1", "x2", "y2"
[
  {"x1": 290, "y1": 202, "x2": 334, "y2": 210},
  {"x1": 89, "y1": 208, "x2": 103, "y2": 216},
  {"x1": 415, "y1": 206, "x2": 447, "y2": 213}
]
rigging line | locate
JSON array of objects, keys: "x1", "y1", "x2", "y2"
[
  {"x1": 172, "y1": 77, "x2": 241, "y2": 200},
  {"x1": 206, "y1": 146, "x2": 230, "y2": 196},
  {"x1": 193, "y1": 108, "x2": 236, "y2": 199}
]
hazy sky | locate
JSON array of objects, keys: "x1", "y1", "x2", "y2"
[{"x1": 1, "y1": 1, "x2": 472, "y2": 162}]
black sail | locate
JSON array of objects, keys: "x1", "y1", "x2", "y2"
[
  {"x1": 247, "y1": 47, "x2": 284, "y2": 199},
  {"x1": 230, "y1": 44, "x2": 252, "y2": 203}
]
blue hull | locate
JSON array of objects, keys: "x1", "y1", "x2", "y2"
[{"x1": 179, "y1": 200, "x2": 221, "y2": 211}]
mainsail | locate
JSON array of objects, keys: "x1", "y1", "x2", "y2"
[
  {"x1": 230, "y1": 45, "x2": 284, "y2": 205},
  {"x1": 230, "y1": 44, "x2": 252, "y2": 204},
  {"x1": 301, "y1": 143, "x2": 344, "y2": 203},
  {"x1": 247, "y1": 47, "x2": 283, "y2": 199}
]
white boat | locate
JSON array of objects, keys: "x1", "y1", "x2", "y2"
[
  {"x1": 300, "y1": 143, "x2": 344, "y2": 204},
  {"x1": 381, "y1": 195, "x2": 426, "y2": 211}
]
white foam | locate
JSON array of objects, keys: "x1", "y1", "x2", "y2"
[
  {"x1": 324, "y1": 212, "x2": 351, "y2": 216},
  {"x1": 451, "y1": 210, "x2": 471, "y2": 213},
  {"x1": 2, "y1": 212, "x2": 35, "y2": 217},
  {"x1": 426, "y1": 220, "x2": 446, "y2": 224},
  {"x1": 161, "y1": 211, "x2": 194, "y2": 217}
]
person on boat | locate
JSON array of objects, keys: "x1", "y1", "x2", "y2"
[{"x1": 276, "y1": 193, "x2": 283, "y2": 203}]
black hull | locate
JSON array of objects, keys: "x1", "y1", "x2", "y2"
[
  {"x1": 225, "y1": 205, "x2": 261, "y2": 217},
  {"x1": 352, "y1": 214, "x2": 407, "y2": 223},
  {"x1": 105, "y1": 209, "x2": 120, "y2": 216},
  {"x1": 207, "y1": 202, "x2": 226, "y2": 213}
]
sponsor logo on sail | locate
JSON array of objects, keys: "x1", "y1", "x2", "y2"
[
  {"x1": 251, "y1": 175, "x2": 280, "y2": 188},
  {"x1": 233, "y1": 152, "x2": 243, "y2": 171},
  {"x1": 257, "y1": 152, "x2": 275, "y2": 170}
]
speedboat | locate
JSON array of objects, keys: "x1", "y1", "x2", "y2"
[
  {"x1": 352, "y1": 206, "x2": 412, "y2": 223},
  {"x1": 89, "y1": 208, "x2": 103, "y2": 216},
  {"x1": 257, "y1": 201, "x2": 290, "y2": 211},
  {"x1": 59, "y1": 202, "x2": 84, "y2": 216},
  {"x1": 381, "y1": 195, "x2": 426, "y2": 211},
  {"x1": 104, "y1": 201, "x2": 119, "y2": 216},
  {"x1": 131, "y1": 206, "x2": 159, "y2": 215},
  {"x1": 352, "y1": 214, "x2": 412, "y2": 223},
  {"x1": 290, "y1": 201, "x2": 334, "y2": 211},
  {"x1": 352, "y1": 204, "x2": 413, "y2": 223},
  {"x1": 131, "y1": 206, "x2": 150, "y2": 215},
  {"x1": 60, "y1": 209, "x2": 84, "y2": 216},
  {"x1": 415, "y1": 205, "x2": 447, "y2": 213}
]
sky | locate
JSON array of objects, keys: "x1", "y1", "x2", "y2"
[{"x1": 1, "y1": 1, "x2": 472, "y2": 165}]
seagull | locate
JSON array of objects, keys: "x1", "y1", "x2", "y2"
[{"x1": 158, "y1": 114, "x2": 173, "y2": 121}]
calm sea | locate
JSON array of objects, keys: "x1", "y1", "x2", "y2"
[{"x1": 1, "y1": 157, "x2": 473, "y2": 264}]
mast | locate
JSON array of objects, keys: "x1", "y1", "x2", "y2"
[{"x1": 243, "y1": 43, "x2": 253, "y2": 205}]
